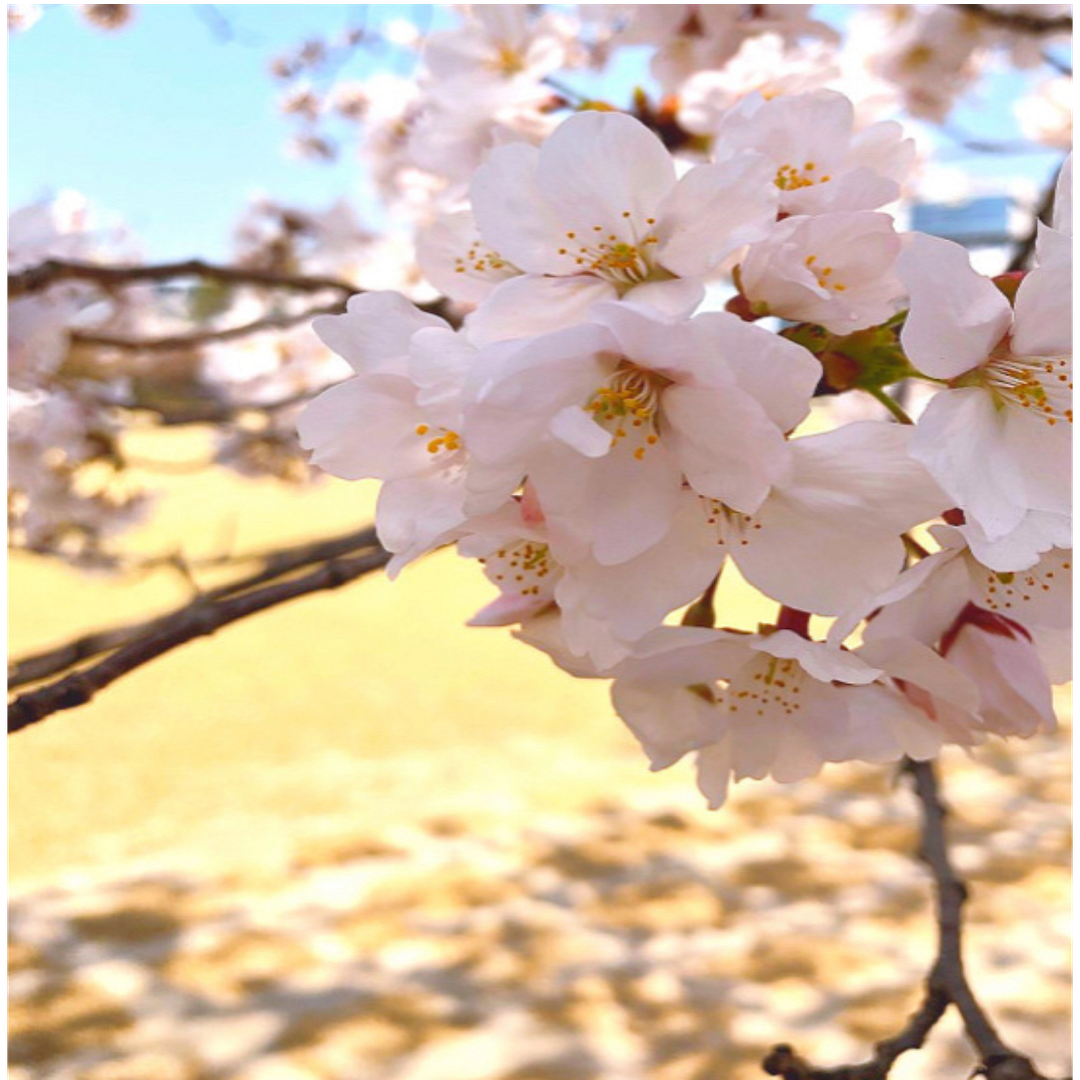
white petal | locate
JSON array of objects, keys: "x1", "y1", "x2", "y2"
[
  {"x1": 312, "y1": 292, "x2": 448, "y2": 376},
  {"x1": 751, "y1": 630, "x2": 883, "y2": 685},
  {"x1": 466, "y1": 274, "x2": 618, "y2": 346},
  {"x1": 663, "y1": 384, "x2": 792, "y2": 512},
  {"x1": 654, "y1": 154, "x2": 777, "y2": 276},
  {"x1": 910, "y1": 388, "x2": 1027, "y2": 540},
  {"x1": 896, "y1": 233, "x2": 1013, "y2": 379},
  {"x1": 536, "y1": 111, "x2": 676, "y2": 240}
]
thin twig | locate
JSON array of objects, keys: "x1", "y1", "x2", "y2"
[
  {"x1": 8, "y1": 546, "x2": 391, "y2": 734},
  {"x1": 1007, "y1": 161, "x2": 1064, "y2": 272},
  {"x1": 955, "y1": 4, "x2": 1072, "y2": 35},
  {"x1": 70, "y1": 300, "x2": 346, "y2": 353},
  {"x1": 8, "y1": 525, "x2": 381, "y2": 689},
  {"x1": 9, "y1": 258, "x2": 358, "y2": 300},
  {"x1": 762, "y1": 759, "x2": 1053, "y2": 1079}
]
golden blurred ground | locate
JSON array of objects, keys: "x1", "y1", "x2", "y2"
[{"x1": 9, "y1": 428, "x2": 782, "y2": 887}]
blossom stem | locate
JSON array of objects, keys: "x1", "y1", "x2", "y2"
[{"x1": 864, "y1": 386, "x2": 915, "y2": 425}]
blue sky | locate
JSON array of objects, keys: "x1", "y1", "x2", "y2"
[{"x1": 8, "y1": 4, "x2": 1068, "y2": 262}]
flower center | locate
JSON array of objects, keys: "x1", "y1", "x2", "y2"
[
  {"x1": 586, "y1": 363, "x2": 668, "y2": 460},
  {"x1": 775, "y1": 161, "x2": 832, "y2": 191},
  {"x1": 976, "y1": 551, "x2": 1071, "y2": 614},
  {"x1": 556, "y1": 212, "x2": 661, "y2": 287},
  {"x1": 699, "y1": 497, "x2": 764, "y2": 546},
  {"x1": 478, "y1": 540, "x2": 557, "y2": 599},
  {"x1": 454, "y1": 242, "x2": 509, "y2": 277},
  {"x1": 724, "y1": 654, "x2": 806, "y2": 719},
  {"x1": 804, "y1": 253, "x2": 847, "y2": 292},
  {"x1": 980, "y1": 350, "x2": 1072, "y2": 426},
  {"x1": 414, "y1": 423, "x2": 462, "y2": 456}
]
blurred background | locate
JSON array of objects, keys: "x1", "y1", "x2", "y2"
[{"x1": 8, "y1": 5, "x2": 1072, "y2": 1079}]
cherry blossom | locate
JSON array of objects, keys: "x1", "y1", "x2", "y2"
[
  {"x1": 466, "y1": 109, "x2": 778, "y2": 340},
  {"x1": 738, "y1": 211, "x2": 905, "y2": 334},
  {"x1": 896, "y1": 232, "x2": 1072, "y2": 546}
]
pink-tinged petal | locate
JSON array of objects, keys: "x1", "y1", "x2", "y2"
[
  {"x1": 696, "y1": 737, "x2": 735, "y2": 809},
  {"x1": 663, "y1": 384, "x2": 792, "y2": 512},
  {"x1": 859, "y1": 549, "x2": 971, "y2": 649},
  {"x1": 612, "y1": 681, "x2": 720, "y2": 770},
  {"x1": 590, "y1": 302, "x2": 734, "y2": 386},
  {"x1": 734, "y1": 501, "x2": 907, "y2": 615},
  {"x1": 695, "y1": 312, "x2": 820, "y2": 432},
  {"x1": 312, "y1": 292, "x2": 447, "y2": 376},
  {"x1": 464, "y1": 322, "x2": 614, "y2": 463},
  {"x1": 409, "y1": 326, "x2": 474, "y2": 419},
  {"x1": 528, "y1": 439, "x2": 683, "y2": 565},
  {"x1": 470, "y1": 142, "x2": 569, "y2": 275},
  {"x1": 465, "y1": 274, "x2": 618, "y2": 346},
  {"x1": 536, "y1": 111, "x2": 676, "y2": 240},
  {"x1": 556, "y1": 492, "x2": 725, "y2": 643},
  {"x1": 783, "y1": 422, "x2": 948, "y2": 532},
  {"x1": 896, "y1": 233, "x2": 1013, "y2": 379},
  {"x1": 379, "y1": 472, "x2": 467, "y2": 575},
  {"x1": 1000, "y1": 406, "x2": 1072, "y2": 518},
  {"x1": 963, "y1": 545, "x2": 1073, "y2": 630},
  {"x1": 751, "y1": 630, "x2": 883, "y2": 685},
  {"x1": 416, "y1": 210, "x2": 519, "y2": 304},
  {"x1": 468, "y1": 592, "x2": 552, "y2": 627},
  {"x1": 959, "y1": 511, "x2": 1071, "y2": 572},
  {"x1": 840, "y1": 684, "x2": 947, "y2": 761},
  {"x1": 910, "y1": 388, "x2": 1027, "y2": 541},
  {"x1": 621, "y1": 277, "x2": 706, "y2": 318},
  {"x1": 1011, "y1": 262, "x2": 1072, "y2": 357},
  {"x1": 1031, "y1": 625, "x2": 1071, "y2": 685},
  {"x1": 857, "y1": 637, "x2": 980, "y2": 715},
  {"x1": 654, "y1": 154, "x2": 778, "y2": 276},
  {"x1": 297, "y1": 374, "x2": 422, "y2": 481},
  {"x1": 550, "y1": 405, "x2": 611, "y2": 457},
  {"x1": 783, "y1": 166, "x2": 899, "y2": 216},
  {"x1": 947, "y1": 627, "x2": 1056, "y2": 737}
]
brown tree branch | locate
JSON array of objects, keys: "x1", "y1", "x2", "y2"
[
  {"x1": 761, "y1": 759, "x2": 1054, "y2": 1080},
  {"x1": 69, "y1": 299, "x2": 347, "y2": 352},
  {"x1": 8, "y1": 525, "x2": 381, "y2": 690},
  {"x1": 955, "y1": 4, "x2": 1072, "y2": 35},
  {"x1": 9, "y1": 257, "x2": 359, "y2": 300},
  {"x1": 1007, "y1": 161, "x2": 1064, "y2": 272},
  {"x1": 8, "y1": 544, "x2": 391, "y2": 734}
]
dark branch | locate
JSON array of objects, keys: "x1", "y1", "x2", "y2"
[
  {"x1": 1042, "y1": 50, "x2": 1073, "y2": 76},
  {"x1": 955, "y1": 4, "x2": 1072, "y2": 35},
  {"x1": 9, "y1": 544, "x2": 391, "y2": 734},
  {"x1": 8, "y1": 525, "x2": 382, "y2": 690},
  {"x1": 70, "y1": 299, "x2": 347, "y2": 353},
  {"x1": 762, "y1": 759, "x2": 1054, "y2": 1080},
  {"x1": 1007, "y1": 159, "x2": 1063, "y2": 272},
  {"x1": 9, "y1": 258, "x2": 358, "y2": 300}
]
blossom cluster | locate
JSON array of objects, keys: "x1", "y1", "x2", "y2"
[{"x1": 298, "y1": 93, "x2": 1072, "y2": 808}]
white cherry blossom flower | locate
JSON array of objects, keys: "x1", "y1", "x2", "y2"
[
  {"x1": 710, "y1": 90, "x2": 914, "y2": 215},
  {"x1": 463, "y1": 301, "x2": 819, "y2": 565},
  {"x1": 466, "y1": 109, "x2": 778, "y2": 340},
  {"x1": 296, "y1": 293, "x2": 489, "y2": 573},
  {"x1": 896, "y1": 233, "x2": 1072, "y2": 544},
  {"x1": 601, "y1": 626, "x2": 959, "y2": 810},
  {"x1": 738, "y1": 211, "x2": 904, "y2": 334}
]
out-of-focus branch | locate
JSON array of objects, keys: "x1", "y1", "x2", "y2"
[
  {"x1": 956, "y1": 4, "x2": 1072, "y2": 35},
  {"x1": 1042, "y1": 50, "x2": 1073, "y2": 76},
  {"x1": 70, "y1": 299, "x2": 347, "y2": 353},
  {"x1": 8, "y1": 543, "x2": 391, "y2": 734},
  {"x1": 1007, "y1": 159, "x2": 1063, "y2": 272},
  {"x1": 761, "y1": 759, "x2": 1055, "y2": 1080},
  {"x1": 9, "y1": 257, "x2": 359, "y2": 300},
  {"x1": 8, "y1": 525, "x2": 382, "y2": 690}
]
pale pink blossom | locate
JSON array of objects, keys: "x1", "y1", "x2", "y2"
[
  {"x1": 738, "y1": 211, "x2": 904, "y2": 333},
  {"x1": 466, "y1": 110, "x2": 777, "y2": 341},
  {"x1": 896, "y1": 233, "x2": 1072, "y2": 544}
]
